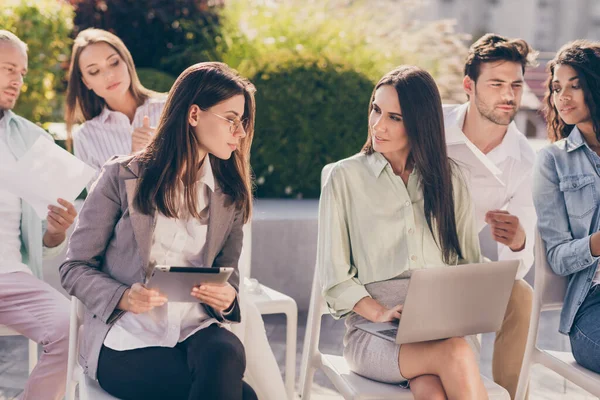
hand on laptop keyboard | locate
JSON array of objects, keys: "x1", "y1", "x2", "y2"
[{"x1": 375, "y1": 304, "x2": 403, "y2": 323}]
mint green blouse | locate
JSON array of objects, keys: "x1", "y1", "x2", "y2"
[{"x1": 318, "y1": 152, "x2": 482, "y2": 318}]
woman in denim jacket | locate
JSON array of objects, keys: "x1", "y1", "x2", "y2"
[{"x1": 533, "y1": 40, "x2": 600, "y2": 373}]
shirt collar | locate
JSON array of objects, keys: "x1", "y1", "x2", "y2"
[
  {"x1": 0, "y1": 109, "x2": 16, "y2": 141},
  {"x1": 448, "y1": 102, "x2": 522, "y2": 163},
  {"x1": 198, "y1": 155, "x2": 216, "y2": 192},
  {"x1": 366, "y1": 151, "x2": 389, "y2": 178},
  {"x1": 565, "y1": 126, "x2": 588, "y2": 152},
  {"x1": 365, "y1": 151, "x2": 418, "y2": 179},
  {"x1": 98, "y1": 106, "x2": 113, "y2": 124},
  {"x1": 98, "y1": 97, "x2": 152, "y2": 124},
  {"x1": 1, "y1": 109, "x2": 15, "y2": 126}
]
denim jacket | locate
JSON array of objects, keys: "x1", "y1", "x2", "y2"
[
  {"x1": 533, "y1": 126, "x2": 600, "y2": 334},
  {"x1": 2, "y1": 110, "x2": 65, "y2": 279}
]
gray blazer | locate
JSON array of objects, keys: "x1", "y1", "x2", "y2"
[{"x1": 60, "y1": 155, "x2": 243, "y2": 380}]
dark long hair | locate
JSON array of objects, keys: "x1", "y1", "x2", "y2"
[
  {"x1": 362, "y1": 66, "x2": 463, "y2": 264},
  {"x1": 134, "y1": 62, "x2": 255, "y2": 223},
  {"x1": 65, "y1": 29, "x2": 156, "y2": 145},
  {"x1": 545, "y1": 40, "x2": 600, "y2": 142}
]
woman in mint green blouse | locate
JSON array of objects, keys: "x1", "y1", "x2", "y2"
[{"x1": 317, "y1": 66, "x2": 486, "y2": 399}]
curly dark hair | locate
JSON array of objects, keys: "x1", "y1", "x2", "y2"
[{"x1": 545, "y1": 40, "x2": 600, "y2": 142}]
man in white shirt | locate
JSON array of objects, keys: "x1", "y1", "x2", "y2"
[
  {"x1": 0, "y1": 30, "x2": 77, "y2": 400},
  {"x1": 444, "y1": 33, "x2": 538, "y2": 399}
]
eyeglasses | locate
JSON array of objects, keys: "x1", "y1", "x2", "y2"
[{"x1": 202, "y1": 108, "x2": 248, "y2": 134}]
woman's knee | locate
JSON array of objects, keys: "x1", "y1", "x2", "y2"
[
  {"x1": 42, "y1": 307, "x2": 70, "y2": 353},
  {"x1": 202, "y1": 331, "x2": 246, "y2": 373},
  {"x1": 441, "y1": 337, "x2": 479, "y2": 373}
]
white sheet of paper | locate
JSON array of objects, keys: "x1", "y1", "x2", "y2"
[{"x1": 0, "y1": 136, "x2": 95, "y2": 219}]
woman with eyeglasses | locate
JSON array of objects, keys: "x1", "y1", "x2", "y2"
[
  {"x1": 64, "y1": 29, "x2": 287, "y2": 400},
  {"x1": 60, "y1": 62, "x2": 258, "y2": 400}
]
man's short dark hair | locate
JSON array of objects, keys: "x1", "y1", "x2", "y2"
[{"x1": 464, "y1": 33, "x2": 538, "y2": 81}]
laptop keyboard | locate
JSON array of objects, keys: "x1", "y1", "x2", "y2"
[{"x1": 378, "y1": 328, "x2": 398, "y2": 338}]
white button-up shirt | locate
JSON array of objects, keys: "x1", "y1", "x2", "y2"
[
  {"x1": 0, "y1": 114, "x2": 30, "y2": 275},
  {"x1": 444, "y1": 103, "x2": 536, "y2": 279},
  {"x1": 103, "y1": 158, "x2": 218, "y2": 350}
]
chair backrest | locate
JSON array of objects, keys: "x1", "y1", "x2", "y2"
[
  {"x1": 534, "y1": 228, "x2": 567, "y2": 311},
  {"x1": 312, "y1": 163, "x2": 337, "y2": 318},
  {"x1": 239, "y1": 223, "x2": 252, "y2": 283}
]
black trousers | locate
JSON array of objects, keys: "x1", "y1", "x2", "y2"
[{"x1": 97, "y1": 324, "x2": 258, "y2": 400}]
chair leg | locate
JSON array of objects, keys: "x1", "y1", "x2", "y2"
[
  {"x1": 28, "y1": 339, "x2": 37, "y2": 375},
  {"x1": 66, "y1": 380, "x2": 77, "y2": 400},
  {"x1": 515, "y1": 300, "x2": 542, "y2": 400},
  {"x1": 298, "y1": 292, "x2": 322, "y2": 399},
  {"x1": 284, "y1": 306, "x2": 298, "y2": 399},
  {"x1": 300, "y1": 363, "x2": 319, "y2": 400}
]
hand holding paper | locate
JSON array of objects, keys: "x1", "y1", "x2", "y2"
[{"x1": 0, "y1": 136, "x2": 95, "y2": 219}]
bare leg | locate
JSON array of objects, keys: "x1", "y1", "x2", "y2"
[
  {"x1": 410, "y1": 374, "x2": 447, "y2": 400},
  {"x1": 399, "y1": 337, "x2": 488, "y2": 400}
]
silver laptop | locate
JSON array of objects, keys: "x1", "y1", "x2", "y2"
[{"x1": 356, "y1": 260, "x2": 518, "y2": 344}]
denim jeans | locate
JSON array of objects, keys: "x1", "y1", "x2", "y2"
[{"x1": 570, "y1": 284, "x2": 600, "y2": 373}]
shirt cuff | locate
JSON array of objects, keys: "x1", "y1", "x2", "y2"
[
  {"x1": 42, "y1": 238, "x2": 67, "y2": 260},
  {"x1": 581, "y1": 235, "x2": 600, "y2": 269},
  {"x1": 326, "y1": 282, "x2": 371, "y2": 319}
]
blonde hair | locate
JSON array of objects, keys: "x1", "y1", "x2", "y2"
[{"x1": 0, "y1": 30, "x2": 27, "y2": 53}]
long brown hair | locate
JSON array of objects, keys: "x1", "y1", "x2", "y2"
[
  {"x1": 362, "y1": 66, "x2": 463, "y2": 264},
  {"x1": 545, "y1": 40, "x2": 600, "y2": 142},
  {"x1": 65, "y1": 28, "x2": 155, "y2": 140},
  {"x1": 134, "y1": 62, "x2": 255, "y2": 223}
]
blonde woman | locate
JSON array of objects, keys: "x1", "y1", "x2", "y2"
[{"x1": 65, "y1": 28, "x2": 164, "y2": 186}]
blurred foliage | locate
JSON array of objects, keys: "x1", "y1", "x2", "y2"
[
  {"x1": 1, "y1": 0, "x2": 473, "y2": 198},
  {"x1": 68, "y1": 0, "x2": 224, "y2": 76},
  {"x1": 137, "y1": 68, "x2": 176, "y2": 93},
  {"x1": 205, "y1": 0, "x2": 471, "y2": 197},
  {"x1": 0, "y1": 0, "x2": 73, "y2": 124},
  {"x1": 249, "y1": 54, "x2": 373, "y2": 198}
]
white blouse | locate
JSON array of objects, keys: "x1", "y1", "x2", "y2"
[{"x1": 103, "y1": 159, "x2": 218, "y2": 351}]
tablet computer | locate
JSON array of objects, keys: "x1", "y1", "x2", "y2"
[{"x1": 146, "y1": 265, "x2": 234, "y2": 303}]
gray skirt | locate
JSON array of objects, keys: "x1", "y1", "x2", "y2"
[{"x1": 343, "y1": 277, "x2": 411, "y2": 385}]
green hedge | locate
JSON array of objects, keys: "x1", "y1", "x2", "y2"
[
  {"x1": 248, "y1": 54, "x2": 374, "y2": 198},
  {"x1": 0, "y1": 0, "x2": 73, "y2": 124},
  {"x1": 137, "y1": 68, "x2": 176, "y2": 93}
]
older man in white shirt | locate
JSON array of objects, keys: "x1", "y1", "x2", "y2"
[
  {"x1": 0, "y1": 31, "x2": 77, "y2": 400},
  {"x1": 444, "y1": 33, "x2": 538, "y2": 400}
]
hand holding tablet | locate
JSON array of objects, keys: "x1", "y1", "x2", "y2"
[
  {"x1": 146, "y1": 265, "x2": 234, "y2": 303},
  {"x1": 117, "y1": 282, "x2": 168, "y2": 314},
  {"x1": 191, "y1": 283, "x2": 237, "y2": 312}
]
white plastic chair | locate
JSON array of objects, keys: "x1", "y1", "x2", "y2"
[
  {"x1": 298, "y1": 258, "x2": 511, "y2": 400},
  {"x1": 298, "y1": 164, "x2": 510, "y2": 400},
  {"x1": 65, "y1": 224, "x2": 295, "y2": 400},
  {"x1": 0, "y1": 325, "x2": 37, "y2": 375},
  {"x1": 515, "y1": 229, "x2": 600, "y2": 400},
  {"x1": 65, "y1": 296, "x2": 118, "y2": 400},
  {"x1": 240, "y1": 223, "x2": 298, "y2": 399}
]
